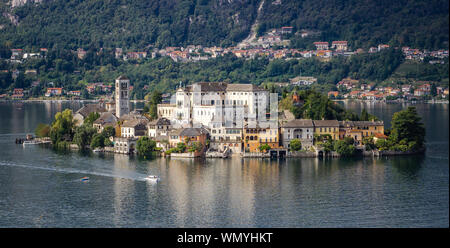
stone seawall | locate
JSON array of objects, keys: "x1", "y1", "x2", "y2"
[{"x1": 288, "y1": 151, "x2": 316, "y2": 157}]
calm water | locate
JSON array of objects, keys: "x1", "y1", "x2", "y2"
[{"x1": 0, "y1": 100, "x2": 448, "y2": 227}]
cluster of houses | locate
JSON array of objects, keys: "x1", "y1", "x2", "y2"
[
  {"x1": 75, "y1": 76, "x2": 386, "y2": 157},
  {"x1": 2, "y1": 80, "x2": 117, "y2": 99},
  {"x1": 402, "y1": 47, "x2": 448, "y2": 63},
  {"x1": 328, "y1": 78, "x2": 449, "y2": 101}
]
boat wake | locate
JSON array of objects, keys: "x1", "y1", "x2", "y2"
[{"x1": 0, "y1": 160, "x2": 148, "y2": 181}]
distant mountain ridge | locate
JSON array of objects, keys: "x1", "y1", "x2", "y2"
[{"x1": 0, "y1": 0, "x2": 448, "y2": 50}]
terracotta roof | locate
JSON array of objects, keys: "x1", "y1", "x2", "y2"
[
  {"x1": 76, "y1": 104, "x2": 107, "y2": 118},
  {"x1": 352, "y1": 121, "x2": 384, "y2": 126},
  {"x1": 122, "y1": 119, "x2": 148, "y2": 128},
  {"x1": 185, "y1": 82, "x2": 228, "y2": 92},
  {"x1": 374, "y1": 133, "x2": 388, "y2": 139},
  {"x1": 282, "y1": 119, "x2": 314, "y2": 128},
  {"x1": 313, "y1": 120, "x2": 339, "y2": 127},
  {"x1": 183, "y1": 82, "x2": 267, "y2": 93},
  {"x1": 93, "y1": 112, "x2": 118, "y2": 126},
  {"x1": 226, "y1": 83, "x2": 266, "y2": 92},
  {"x1": 148, "y1": 117, "x2": 171, "y2": 126},
  {"x1": 180, "y1": 128, "x2": 209, "y2": 137}
]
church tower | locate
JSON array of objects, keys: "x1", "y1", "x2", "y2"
[{"x1": 115, "y1": 75, "x2": 130, "y2": 117}]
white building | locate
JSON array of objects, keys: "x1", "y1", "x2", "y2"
[
  {"x1": 147, "y1": 118, "x2": 172, "y2": 137},
  {"x1": 121, "y1": 119, "x2": 148, "y2": 138},
  {"x1": 115, "y1": 75, "x2": 130, "y2": 118},
  {"x1": 158, "y1": 82, "x2": 272, "y2": 129},
  {"x1": 281, "y1": 119, "x2": 314, "y2": 150}
]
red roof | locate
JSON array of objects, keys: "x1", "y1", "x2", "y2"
[
  {"x1": 374, "y1": 133, "x2": 387, "y2": 139},
  {"x1": 332, "y1": 41, "x2": 348, "y2": 44}
]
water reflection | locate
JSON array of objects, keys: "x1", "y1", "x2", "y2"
[
  {"x1": 0, "y1": 101, "x2": 447, "y2": 227},
  {"x1": 390, "y1": 155, "x2": 425, "y2": 178},
  {"x1": 113, "y1": 154, "x2": 136, "y2": 227}
]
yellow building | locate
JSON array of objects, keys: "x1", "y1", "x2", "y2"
[
  {"x1": 339, "y1": 121, "x2": 385, "y2": 145},
  {"x1": 313, "y1": 120, "x2": 340, "y2": 141},
  {"x1": 244, "y1": 126, "x2": 280, "y2": 152}
]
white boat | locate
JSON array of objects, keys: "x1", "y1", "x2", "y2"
[
  {"x1": 22, "y1": 140, "x2": 41, "y2": 147},
  {"x1": 93, "y1": 148, "x2": 103, "y2": 152},
  {"x1": 145, "y1": 175, "x2": 159, "y2": 182}
]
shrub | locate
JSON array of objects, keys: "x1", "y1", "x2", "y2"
[
  {"x1": 258, "y1": 144, "x2": 271, "y2": 152},
  {"x1": 334, "y1": 140, "x2": 356, "y2": 156},
  {"x1": 289, "y1": 139, "x2": 302, "y2": 151}
]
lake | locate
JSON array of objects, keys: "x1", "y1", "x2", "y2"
[{"x1": 0, "y1": 100, "x2": 448, "y2": 227}]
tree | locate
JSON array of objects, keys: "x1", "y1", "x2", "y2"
[
  {"x1": 147, "y1": 90, "x2": 162, "y2": 119},
  {"x1": 176, "y1": 142, "x2": 186, "y2": 153},
  {"x1": 430, "y1": 83, "x2": 437, "y2": 97},
  {"x1": 362, "y1": 136, "x2": 376, "y2": 150},
  {"x1": 258, "y1": 144, "x2": 271, "y2": 152},
  {"x1": 137, "y1": 136, "x2": 156, "y2": 158},
  {"x1": 50, "y1": 109, "x2": 76, "y2": 144},
  {"x1": 389, "y1": 106, "x2": 425, "y2": 151},
  {"x1": 90, "y1": 133, "x2": 105, "y2": 149},
  {"x1": 102, "y1": 126, "x2": 115, "y2": 138},
  {"x1": 334, "y1": 140, "x2": 356, "y2": 156},
  {"x1": 289, "y1": 139, "x2": 302, "y2": 151},
  {"x1": 73, "y1": 125, "x2": 97, "y2": 149},
  {"x1": 35, "y1": 123, "x2": 50, "y2": 138},
  {"x1": 360, "y1": 108, "x2": 369, "y2": 121},
  {"x1": 188, "y1": 142, "x2": 203, "y2": 152},
  {"x1": 84, "y1": 112, "x2": 100, "y2": 126}
]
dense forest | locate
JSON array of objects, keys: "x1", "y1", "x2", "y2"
[
  {"x1": 0, "y1": 0, "x2": 258, "y2": 49},
  {"x1": 259, "y1": 0, "x2": 449, "y2": 50},
  {"x1": 0, "y1": 0, "x2": 448, "y2": 50}
]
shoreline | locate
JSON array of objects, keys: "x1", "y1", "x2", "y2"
[
  {"x1": 1, "y1": 98, "x2": 447, "y2": 104},
  {"x1": 44, "y1": 143, "x2": 426, "y2": 159},
  {"x1": 333, "y1": 99, "x2": 449, "y2": 104},
  {"x1": 0, "y1": 99, "x2": 147, "y2": 103}
]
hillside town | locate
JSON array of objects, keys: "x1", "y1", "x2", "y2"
[
  {"x1": 1, "y1": 28, "x2": 448, "y2": 102},
  {"x1": 328, "y1": 78, "x2": 449, "y2": 101},
  {"x1": 5, "y1": 28, "x2": 448, "y2": 63},
  {"x1": 70, "y1": 76, "x2": 388, "y2": 158}
]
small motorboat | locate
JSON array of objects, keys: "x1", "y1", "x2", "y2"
[
  {"x1": 145, "y1": 175, "x2": 159, "y2": 182},
  {"x1": 80, "y1": 177, "x2": 89, "y2": 182},
  {"x1": 93, "y1": 148, "x2": 103, "y2": 153}
]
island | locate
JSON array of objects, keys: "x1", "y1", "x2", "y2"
[{"x1": 31, "y1": 76, "x2": 426, "y2": 159}]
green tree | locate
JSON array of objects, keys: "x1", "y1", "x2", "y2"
[
  {"x1": 90, "y1": 133, "x2": 105, "y2": 149},
  {"x1": 362, "y1": 136, "x2": 376, "y2": 150},
  {"x1": 73, "y1": 125, "x2": 97, "y2": 149},
  {"x1": 289, "y1": 139, "x2": 302, "y2": 151},
  {"x1": 360, "y1": 108, "x2": 369, "y2": 121},
  {"x1": 35, "y1": 123, "x2": 50, "y2": 138},
  {"x1": 430, "y1": 83, "x2": 437, "y2": 97},
  {"x1": 137, "y1": 136, "x2": 156, "y2": 158},
  {"x1": 389, "y1": 106, "x2": 426, "y2": 151},
  {"x1": 50, "y1": 109, "x2": 76, "y2": 144},
  {"x1": 334, "y1": 140, "x2": 356, "y2": 156},
  {"x1": 84, "y1": 112, "x2": 100, "y2": 126},
  {"x1": 258, "y1": 144, "x2": 272, "y2": 152},
  {"x1": 176, "y1": 142, "x2": 187, "y2": 153},
  {"x1": 188, "y1": 141, "x2": 203, "y2": 152},
  {"x1": 146, "y1": 90, "x2": 162, "y2": 119},
  {"x1": 102, "y1": 126, "x2": 115, "y2": 138}
]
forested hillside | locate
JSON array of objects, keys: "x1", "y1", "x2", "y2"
[
  {"x1": 0, "y1": 0, "x2": 259, "y2": 49},
  {"x1": 0, "y1": 0, "x2": 448, "y2": 50},
  {"x1": 259, "y1": 0, "x2": 449, "y2": 50}
]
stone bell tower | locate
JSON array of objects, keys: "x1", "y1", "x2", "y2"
[{"x1": 115, "y1": 75, "x2": 130, "y2": 118}]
